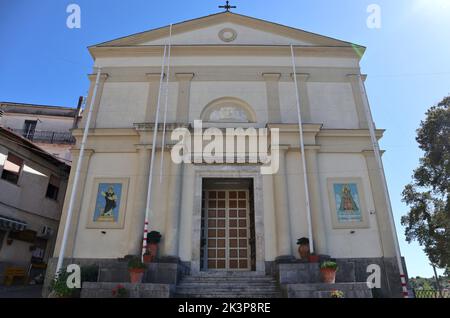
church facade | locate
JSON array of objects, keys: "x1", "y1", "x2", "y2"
[{"x1": 51, "y1": 12, "x2": 406, "y2": 297}]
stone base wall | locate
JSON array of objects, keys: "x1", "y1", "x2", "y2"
[
  {"x1": 283, "y1": 283, "x2": 372, "y2": 298},
  {"x1": 81, "y1": 282, "x2": 173, "y2": 298},
  {"x1": 270, "y1": 257, "x2": 408, "y2": 298},
  {"x1": 43, "y1": 257, "x2": 408, "y2": 298},
  {"x1": 42, "y1": 257, "x2": 189, "y2": 298}
]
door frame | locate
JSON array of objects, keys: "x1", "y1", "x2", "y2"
[
  {"x1": 191, "y1": 166, "x2": 265, "y2": 275},
  {"x1": 201, "y1": 189, "x2": 252, "y2": 272}
]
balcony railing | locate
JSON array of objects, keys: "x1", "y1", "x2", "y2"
[{"x1": 12, "y1": 129, "x2": 76, "y2": 145}]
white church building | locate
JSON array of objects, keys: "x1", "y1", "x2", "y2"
[{"x1": 47, "y1": 10, "x2": 408, "y2": 298}]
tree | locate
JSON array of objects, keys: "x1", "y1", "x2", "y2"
[{"x1": 401, "y1": 95, "x2": 450, "y2": 272}]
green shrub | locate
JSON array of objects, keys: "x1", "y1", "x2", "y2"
[
  {"x1": 320, "y1": 261, "x2": 338, "y2": 271},
  {"x1": 147, "y1": 231, "x2": 162, "y2": 244},
  {"x1": 127, "y1": 256, "x2": 146, "y2": 270},
  {"x1": 49, "y1": 269, "x2": 77, "y2": 298}
]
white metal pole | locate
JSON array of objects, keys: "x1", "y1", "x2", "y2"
[
  {"x1": 356, "y1": 74, "x2": 408, "y2": 298},
  {"x1": 290, "y1": 45, "x2": 314, "y2": 254},
  {"x1": 141, "y1": 45, "x2": 167, "y2": 260},
  {"x1": 159, "y1": 24, "x2": 173, "y2": 183},
  {"x1": 55, "y1": 67, "x2": 102, "y2": 275}
]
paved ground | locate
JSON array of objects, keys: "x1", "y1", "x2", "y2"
[{"x1": 0, "y1": 285, "x2": 43, "y2": 298}]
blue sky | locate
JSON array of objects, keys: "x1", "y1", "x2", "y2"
[{"x1": 1, "y1": 0, "x2": 449, "y2": 278}]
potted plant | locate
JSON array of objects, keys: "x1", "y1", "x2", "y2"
[
  {"x1": 320, "y1": 261, "x2": 339, "y2": 284},
  {"x1": 48, "y1": 269, "x2": 77, "y2": 298},
  {"x1": 330, "y1": 290, "x2": 344, "y2": 298},
  {"x1": 128, "y1": 257, "x2": 146, "y2": 284},
  {"x1": 146, "y1": 231, "x2": 162, "y2": 263},
  {"x1": 296, "y1": 237, "x2": 310, "y2": 259},
  {"x1": 112, "y1": 284, "x2": 129, "y2": 298}
]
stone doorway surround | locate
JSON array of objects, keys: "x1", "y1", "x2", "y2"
[{"x1": 191, "y1": 165, "x2": 265, "y2": 275}]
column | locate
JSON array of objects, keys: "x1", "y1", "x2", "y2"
[
  {"x1": 178, "y1": 164, "x2": 195, "y2": 266},
  {"x1": 127, "y1": 145, "x2": 150, "y2": 254},
  {"x1": 291, "y1": 73, "x2": 312, "y2": 123},
  {"x1": 163, "y1": 158, "x2": 184, "y2": 257},
  {"x1": 262, "y1": 174, "x2": 278, "y2": 261},
  {"x1": 304, "y1": 146, "x2": 328, "y2": 254},
  {"x1": 347, "y1": 74, "x2": 369, "y2": 129},
  {"x1": 272, "y1": 146, "x2": 292, "y2": 257},
  {"x1": 53, "y1": 149, "x2": 94, "y2": 258},
  {"x1": 363, "y1": 150, "x2": 396, "y2": 257},
  {"x1": 81, "y1": 73, "x2": 108, "y2": 128},
  {"x1": 175, "y1": 73, "x2": 195, "y2": 123},
  {"x1": 145, "y1": 73, "x2": 164, "y2": 122},
  {"x1": 262, "y1": 73, "x2": 282, "y2": 123}
]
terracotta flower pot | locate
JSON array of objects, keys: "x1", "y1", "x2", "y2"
[
  {"x1": 143, "y1": 254, "x2": 152, "y2": 264},
  {"x1": 320, "y1": 268, "x2": 337, "y2": 284},
  {"x1": 298, "y1": 244, "x2": 310, "y2": 259},
  {"x1": 129, "y1": 268, "x2": 145, "y2": 284},
  {"x1": 308, "y1": 255, "x2": 320, "y2": 263},
  {"x1": 147, "y1": 243, "x2": 158, "y2": 261}
]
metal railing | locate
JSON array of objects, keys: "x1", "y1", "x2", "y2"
[
  {"x1": 414, "y1": 289, "x2": 450, "y2": 298},
  {"x1": 12, "y1": 129, "x2": 76, "y2": 145}
]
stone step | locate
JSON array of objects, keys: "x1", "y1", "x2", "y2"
[
  {"x1": 176, "y1": 287, "x2": 280, "y2": 292},
  {"x1": 179, "y1": 280, "x2": 278, "y2": 284},
  {"x1": 181, "y1": 277, "x2": 277, "y2": 282},
  {"x1": 175, "y1": 274, "x2": 282, "y2": 298},
  {"x1": 193, "y1": 272, "x2": 269, "y2": 277},
  {"x1": 175, "y1": 293, "x2": 283, "y2": 299},
  {"x1": 177, "y1": 284, "x2": 279, "y2": 290}
]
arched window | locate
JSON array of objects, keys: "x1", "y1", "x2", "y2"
[{"x1": 200, "y1": 97, "x2": 257, "y2": 123}]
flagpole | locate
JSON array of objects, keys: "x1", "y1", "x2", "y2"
[
  {"x1": 55, "y1": 67, "x2": 102, "y2": 275},
  {"x1": 141, "y1": 45, "x2": 167, "y2": 261},
  {"x1": 290, "y1": 45, "x2": 314, "y2": 254},
  {"x1": 159, "y1": 24, "x2": 173, "y2": 183},
  {"x1": 356, "y1": 74, "x2": 409, "y2": 298}
]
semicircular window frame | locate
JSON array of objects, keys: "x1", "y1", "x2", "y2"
[{"x1": 200, "y1": 97, "x2": 257, "y2": 124}]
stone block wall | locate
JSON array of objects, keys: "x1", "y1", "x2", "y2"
[{"x1": 81, "y1": 282, "x2": 173, "y2": 298}]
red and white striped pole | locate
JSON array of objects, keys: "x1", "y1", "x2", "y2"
[
  {"x1": 400, "y1": 274, "x2": 409, "y2": 298},
  {"x1": 141, "y1": 220, "x2": 149, "y2": 262}
]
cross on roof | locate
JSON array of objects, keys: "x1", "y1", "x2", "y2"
[{"x1": 219, "y1": 1, "x2": 236, "y2": 12}]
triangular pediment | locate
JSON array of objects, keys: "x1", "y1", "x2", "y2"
[{"x1": 92, "y1": 12, "x2": 362, "y2": 49}]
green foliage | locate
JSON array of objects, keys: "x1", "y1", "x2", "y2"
[
  {"x1": 320, "y1": 261, "x2": 338, "y2": 271},
  {"x1": 127, "y1": 256, "x2": 146, "y2": 270},
  {"x1": 296, "y1": 237, "x2": 309, "y2": 245},
  {"x1": 402, "y1": 95, "x2": 450, "y2": 271},
  {"x1": 409, "y1": 275, "x2": 450, "y2": 290},
  {"x1": 112, "y1": 284, "x2": 128, "y2": 298},
  {"x1": 49, "y1": 268, "x2": 76, "y2": 298},
  {"x1": 330, "y1": 290, "x2": 345, "y2": 298},
  {"x1": 147, "y1": 231, "x2": 162, "y2": 244}
]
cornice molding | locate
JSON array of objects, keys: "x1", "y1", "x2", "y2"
[
  {"x1": 175, "y1": 73, "x2": 195, "y2": 81},
  {"x1": 87, "y1": 73, "x2": 109, "y2": 82},
  {"x1": 90, "y1": 45, "x2": 362, "y2": 59}
]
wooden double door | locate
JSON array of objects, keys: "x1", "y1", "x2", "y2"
[{"x1": 201, "y1": 189, "x2": 253, "y2": 271}]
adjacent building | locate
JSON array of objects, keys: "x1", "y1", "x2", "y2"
[
  {"x1": 0, "y1": 127, "x2": 70, "y2": 283},
  {"x1": 0, "y1": 101, "x2": 81, "y2": 163}
]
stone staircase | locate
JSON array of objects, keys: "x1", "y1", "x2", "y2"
[{"x1": 174, "y1": 272, "x2": 283, "y2": 298}]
